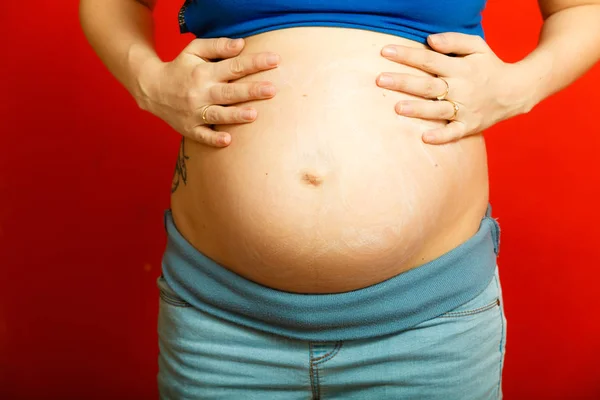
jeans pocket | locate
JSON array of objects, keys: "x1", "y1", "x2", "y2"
[
  {"x1": 438, "y1": 266, "x2": 501, "y2": 318},
  {"x1": 157, "y1": 274, "x2": 191, "y2": 308}
]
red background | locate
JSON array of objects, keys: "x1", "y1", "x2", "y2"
[{"x1": 1, "y1": 1, "x2": 599, "y2": 399}]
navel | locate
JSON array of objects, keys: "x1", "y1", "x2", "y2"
[{"x1": 300, "y1": 171, "x2": 324, "y2": 187}]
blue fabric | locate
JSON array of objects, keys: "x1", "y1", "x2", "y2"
[
  {"x1": 178, "y1": 0, "x2": 488, "y2": 44},
  {"x1": 157, "y1": 265, "x2": 507, "y2": 398},
  {"x1": 160, "y1": 203, "x2": 501, "y2": 341}
]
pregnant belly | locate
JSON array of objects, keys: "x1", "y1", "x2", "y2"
[{"x1": 170, "y1": 27, "x2": 490, "y2": 293}]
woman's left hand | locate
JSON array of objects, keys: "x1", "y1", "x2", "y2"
[{"x1": 377, "y1": 32, "x2": 517, "y2": 144}]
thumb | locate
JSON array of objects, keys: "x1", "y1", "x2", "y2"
[
  {"x1": 427, "y1": 32, "x2": 488, "y2": 55},
  {"x1": 184, "y1": 37, "x2": 245, "y2": 61}
]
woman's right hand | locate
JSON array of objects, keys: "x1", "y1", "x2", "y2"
[{"x1": 136, "y1": 37, "x2": 280, "y2": 147}]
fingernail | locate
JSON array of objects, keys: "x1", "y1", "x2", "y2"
[
  {"x1": 378, "y1": 74, "x2": 393, "y2": 86},
  {"x1": 398, "y1": 102, "x2": 412, "y2": 113},
  {"x1": 228, "y1": 38, "x2": 243, "y2": 49},
  {"x1": 266, "y1": 54, "x2": 280, "y2": 66},
  {"x1": 423, "y1": 133, "x2": 436, "y2": 142},
  {"x1": 429, "y1": 34, "x2": 446, "y2": 45},
  {"x1": 243, "y1": 108, "x2": 257, "y2": 119},
  {"x1": 382, "y1": 47, "x2": 397, "y2": 57},
  {"x1": 260, "y1": 85, "x2": 275, "y2": 96}
]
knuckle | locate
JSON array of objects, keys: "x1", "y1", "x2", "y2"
[
  {"x1": 194, "y1": 128, "x2": 209, "y2": 144},
  {"x1": 206, "y1": 106, "x2": 220, "y2": 123},
  {"x1": 220, "y1": 84, "x2": 236, "y2": 101},
  {"x1": 207, "y1": 132, "x2": 221, "y2": 147},
  {"x1": 215, "y1": 37, "x2": 228, "y2": 54},
  {"x1": 421, "y1": 53, "x2": 436, "y2": 70},
  {"x1": 191, "y1": 64, "x2": 208, "y2": 82},
  {"x1": 424, "y1": 79, "x2": 436, "y2": 96},
  {"x1": 208, "y1": 134, "x2": 220, "y2": 146},
  {"x1": 251, "y1": 83, "x2": 263, "y2": 98},
  {"x1": 229, "y1": 57, "x2": 244, "y2": 76},
  {"x1": 184, "y1": 90, "x2": 200, "y2": 109},
  {"x1": 253, "y1": 54, "x2": 264, "y2": 70},
  {"x1": 236, "y1": 108, "x2": 248, "y2": 122},
  {"x1": 208, "y1": 84, "x2": 220, "y2": 101},
  {"x1": 183, "y1": 123, "x2": 197, "y2": 137}
]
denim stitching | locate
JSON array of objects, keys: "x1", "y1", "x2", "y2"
[
  {"x1": 159, "y1": 290, "x2": 192, "y2": 307},
  {"x1": 159, "y1": 296, "x2": 191, "y2": 307},
  {"x1": 495, "y1": 274, "x2": 506, "y2": 399},
  {"x1": 308, "y1": 343, "x2": 320, "y2": 399},
  {"x1": 315, "y1": 367, "x2": 321, "y2": 399},
  {"x1": 311, "y1": 341, "x2": 340, "y2": 361},
  {"x1": 308, "y1": 341, "x2": 343, "y2": 399},
  {"x1": 438, "y1": 298, "x2": 500, "y2": 318},
  {"x1": 310, "y1": 342, "x2": 336, "y2": 361},
  {"x1": 492, "y1": 217, "x2": 501, "y2": 256},
  {"x1": 313, "y1": 341, "x2": 343, "y2": 365}
]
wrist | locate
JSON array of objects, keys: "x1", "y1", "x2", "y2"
[
  {"x1": 126, "y1": 43, "x2": 163, "y2": 109},
  {"x1": 504, "y1": 49, "x2": 554, "y2": 116}
]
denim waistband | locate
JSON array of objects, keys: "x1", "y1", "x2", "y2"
[{"x1": 161, "y1": 204, "x2": 501, "y2": 341}]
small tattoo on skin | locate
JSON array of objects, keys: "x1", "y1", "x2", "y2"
[{"x1": 171, "y1": 137, "x2": 189, "y2": 194}]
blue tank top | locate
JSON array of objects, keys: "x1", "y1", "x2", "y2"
[{"x1": 178, "y1": 0, "x2": 488, "y2": 45}]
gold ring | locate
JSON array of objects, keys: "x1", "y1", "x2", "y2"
[
  {"x1": 436, "y1": 77, "x2": 450, "y2": 101},
  {"x1": 445, "y1": 99, "x2": 460, "y2": 121},
  {"x1": 200, "y1": 104, "x2": 213, "y2": 125}
]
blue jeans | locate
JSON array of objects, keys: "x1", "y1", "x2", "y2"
[{"x1": 157, "y1": 204, "x2": 507, "y2": 399}]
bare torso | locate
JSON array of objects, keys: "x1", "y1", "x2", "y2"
[{"x1": 170, "y1": 27, "x2": 490, "y2": 293}]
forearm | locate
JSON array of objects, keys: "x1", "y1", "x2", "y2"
[
  {"x1": 79, "y1": 0, "x2": 159, "y2": 102},
  {"x1": 510, "y1": 4, "x2": 600, "y2": 114}
]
